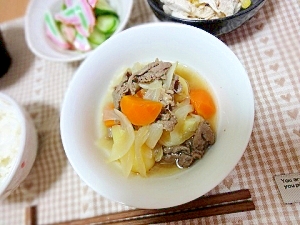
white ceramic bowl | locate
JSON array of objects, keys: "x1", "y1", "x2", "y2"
[
  {"x1": 25, "y1": 0, "x2": 133, "y2": 62},
  {"x1": 60, "y1": 23, "x2": 254, "y2": 209},
  {"x1": 0, "y1": 93, "x2": 38, "y2": 200}
]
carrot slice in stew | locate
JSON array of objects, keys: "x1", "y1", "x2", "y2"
[
  {"x1": 103, "y1": 102, "x2": 119, "y2": 127},
  {"x1": 120, "y1": 95, "x2": 163, "y2": 126},
  {"x1": 104, "y1": 120, "x2": 118, "y2": 127},
  {"x1": 189, "y1": 89, "x2": 216, "y2": 119},
  {"x1": 135, "y1": 89, "x2": 146, "y2": 98}
]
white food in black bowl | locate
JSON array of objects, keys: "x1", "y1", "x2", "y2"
[{"x1": 147, "y1": 0, "x2": 266, "y2": 35}]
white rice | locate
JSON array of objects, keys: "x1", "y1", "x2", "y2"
[{"x1": 0, "y1": 96, "x2": 22, "y2": 184}]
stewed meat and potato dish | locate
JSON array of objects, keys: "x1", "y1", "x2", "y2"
[{"x1": 98, "y1": 59, "x2": 216, "y2": 177}]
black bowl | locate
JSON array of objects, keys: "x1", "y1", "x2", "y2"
[
  {"x1": 0, "y1": 30, "x2": 12, "y2": 77},
  {"x1": 147, "y1": 0, "x2": 266, "y2": 36}
]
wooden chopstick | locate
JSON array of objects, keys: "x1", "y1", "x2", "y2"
[
  {"x1": 25, "y1": 190, "x2": 254, "y2": 224},
  {"x1": 110, "y1": 200, "x2": 255, "y2": 225},
  {"x1": 46, "y1": 189, "x2": 254, "y2": 225},
  {"x1": 25, "y1": 205, "x2": 37, "y2": 225}
]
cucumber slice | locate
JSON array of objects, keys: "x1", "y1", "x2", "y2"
[
  {"x1": 94, "y1": 0, "x2": 118, "y2": 17},
  {"x1": 89, "y1": 41, "x2": 99, "y2": 50},
  {"x1": 88, "y1": 28, "x2": 106, "y2": 45},
  {"x1": 96, "y1": 15, "x2": 119, "y2": 34}
]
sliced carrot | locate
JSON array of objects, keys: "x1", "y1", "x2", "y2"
[
  {"x1": 189, "y1": 89, "x2": 216, "y2": 119},
  {"x1": 120, "y1": 95, "x2": 163, "y2": 126},
  {"x1": 135, "y1": 89, "x2": 146, "y2": 98},
  {"x1": 103, "y1": 102, "x2": 119, "y2": 127},
  {"x1": 105, "y1": 102, "x2": 115, "y2": 109},
  {"x1": 104, "y1": 120, "x2": 119, "y2": 127}
]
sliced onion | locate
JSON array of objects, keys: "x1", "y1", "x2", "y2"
[
  {"x1": 119, "y1": 144, "x2": 135, "y2": 177},
  {"x1": 131, "y1": 62, "x2": 145, "y2": 74},
  {"x1": 102, "y1": 108, "x2": 119, "y2": 121},
  {"x1": 163, "y1": 62, "x2": 177, "y2": 90},
  {"x1": 159, "y1": 99, "x2": 194, "y2": 146},
  {"x1": 144, "y1": 88, "x2": 163, "y2": 102},
  {"x1": 174, "y1": 76, "x2": 190, "y2": 102},
  {"x1": 146, "y1": 123, "x2": 164, "y2": 149},
  {"x1": 139, "y1": 80, "x2": 163, "y2": 90},
  {"x1": 108, "y1": 110, "x2": 135, "y2": 162},
  {"x1": 173, "y1": 99, "x2": 193, "y2": 120},
  {"x1": 153, "y1": 145, "x2": 163, "y2": 162},
  {"x1": 134, "y1": 126, "x2": 149, "y2": 177}
]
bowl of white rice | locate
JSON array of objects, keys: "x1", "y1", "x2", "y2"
[{"x1": 0, "y1": 92, "x2": 38, "y2": 200}]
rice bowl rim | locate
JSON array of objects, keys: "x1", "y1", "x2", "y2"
[{"x1": 0, "y1": 93, "x2": 27, "y2": 195}]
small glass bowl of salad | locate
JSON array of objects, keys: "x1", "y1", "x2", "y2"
[{"x1": 25, "y1": 0, "x2": 133, "y2": 62}]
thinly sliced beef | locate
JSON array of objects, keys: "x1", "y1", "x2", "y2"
[
  {"x1": 156, "y1": 110, "x2": 177, "y2": 131},
  {"x1": 134, "y1": 60, "x2": 172, "y2": 83},
  {"x1": 160, "y1": 121, "x2": 215, "y2": 168},
  {"x1": 112, "y1": 71, "x2": 131, "y2": 109},
  {"x1": 112, "y1": 60, "x2": 172, "y2": 109},
  {"x1": 170, "y1": 75, "x2": 182, "y2": 93},
  {"x1": 193, "y1": 121, "x2": 215, "y2": 152}
]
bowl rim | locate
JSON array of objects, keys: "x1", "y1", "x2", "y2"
[
  {"x1": 147, "y1": 0, "x2": 266, "y2": 23},
  {"x1": 0, "y1": 93, "x2": 27, "y2": 195}
]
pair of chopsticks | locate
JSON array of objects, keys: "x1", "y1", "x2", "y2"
[{"x1": 26, "y1": 189, "x2": 254, "y2": 225}]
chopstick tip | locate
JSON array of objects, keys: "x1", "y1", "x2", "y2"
[{"x1": 25, "y1": 205, "x2": 37, "y2": 225}]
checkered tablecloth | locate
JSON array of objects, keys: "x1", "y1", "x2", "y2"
[{"x1": 1, "y1": 0, "x2": 300, "y2": 224}]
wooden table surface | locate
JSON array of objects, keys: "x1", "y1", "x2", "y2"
[{"x1": 0, "y1": 0, "x2": 29, "y2": 23}]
